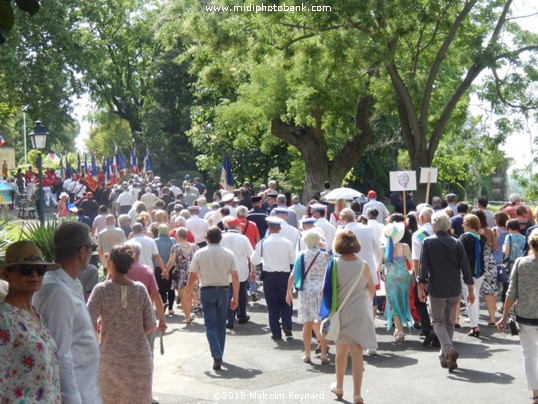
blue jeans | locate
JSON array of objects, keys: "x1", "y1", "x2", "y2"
[
  {"x1": 263, "y1": 272, "x2": 292, "y2": 338},
  {"x1": 200, "y1": 286, "x2": 229, "y2": 361}
]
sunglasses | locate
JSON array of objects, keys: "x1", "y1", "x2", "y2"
[{"x1": 10, "y1": 264, "x2": 48, "y2": 277}]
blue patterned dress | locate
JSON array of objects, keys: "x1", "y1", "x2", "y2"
[{"x1": 384, "y1": 255, "x2": 413, "y2": 330}]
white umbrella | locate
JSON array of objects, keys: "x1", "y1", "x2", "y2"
[{"x1": 322, "y1": 187, "x2": 366, "y2": 202}]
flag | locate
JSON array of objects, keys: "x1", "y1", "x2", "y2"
[
  {"x1": 46, "y1": 152, "x2": 61, "y2": 163},
  {"x1": 65, "y1": 160, "x2": 73, "y2": 180},
  {"x1": 59, "y1": 156, "x2": 64, "y2": 179},
  {"x1": 118, "y1": 150, "x2": 129, "y2": 176},
  {"x1": 130, "y1": 145, "x2": 138, "y2": 174},
  {"x1": 106, "y1": 156, "x2": 119, "y2": 185},
  {"x1": 85, "y1": 153, "x2": 99, "y2": 191},
  {"x1": 83, "y1": 152, "x2": 89, "y2": 176},
  {"x1": 220, "y1": 154, "x2": 235, "y2": 191},
  {"x1": 141, "y1": 150, "x2": 152, "y2": 180}
]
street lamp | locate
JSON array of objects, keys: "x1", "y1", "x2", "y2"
[{"x1": 28, "y1": 120, "x2": 49, "y2": 226}]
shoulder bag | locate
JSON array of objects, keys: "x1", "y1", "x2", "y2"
[
  {"x1": 321, "y1": 261, "x2": 364, "y2": 341},
  {"x1": 99, "y1": 285, "x2": 132, "y2": 343},
  {"x1": 499, "y1": 235, "x2": 512, "y2": 283}
]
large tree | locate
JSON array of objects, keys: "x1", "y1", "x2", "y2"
[{"x1": 160, "y1": 0, "x2": 537, "y2": 198}]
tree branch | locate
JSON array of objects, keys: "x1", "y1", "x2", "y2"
[
  {"x1": 420, "y1": 0, "x2": 478, "y2": 133},
  {"x1": 428, "y1": 61, "x2": 485, "y2": 158},
  {"x1": 492, "y1": 68, "x2": 538, "y2": 111}
]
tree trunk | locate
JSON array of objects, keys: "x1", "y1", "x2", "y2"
[{"x1": 271, "y1": 99, "x2": 375, "y2": 202}]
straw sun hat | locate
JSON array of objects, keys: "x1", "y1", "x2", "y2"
[{"x1": 0, "y1": 240, "x2": 60, "y2": 272}]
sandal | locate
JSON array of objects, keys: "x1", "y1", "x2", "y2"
[
  {"x1": 394, "y1": 332, "x2": 405, "y2": 343},
  {"x1": 330, "y1": 382, "x2": 343, "y2": 399},
  {"x1": 532, "y1": 397, "x2": 538, "y2": 404},
  {"x1": 303, "y1": 356, "x2": 311, "y2": 364},
  {"x1": 320, "y1": 356, "x2": 330, "y2": 365},
  {"x1": 354, "y1": 396, "x2": 365, "y2": 404}
]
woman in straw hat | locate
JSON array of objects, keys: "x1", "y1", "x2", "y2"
[
  {"x1": 380, "y1": 222, "x2": 414, "y2": 343},
  {"x1": 0, "y1": 240, "x2": 61, "y2": 403}
]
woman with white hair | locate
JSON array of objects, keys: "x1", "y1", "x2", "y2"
[{"x1": 286, "y1": 229, "x2": 330, "y2": 364}]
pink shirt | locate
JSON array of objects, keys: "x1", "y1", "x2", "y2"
[{"x1": 106, "y1": 262, "x2": 158, "y2": 295}]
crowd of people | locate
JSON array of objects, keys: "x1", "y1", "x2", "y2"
[{"x1": 1, "y1": 173, "x2": 538, "y2": 404}]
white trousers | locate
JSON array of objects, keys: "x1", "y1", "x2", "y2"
[
  {"x1": 520, "y1": 323, "x2": 538, "y2": 390},
  {"x1": 462, "y1": 276, "x2": 484, "y2": 328}
]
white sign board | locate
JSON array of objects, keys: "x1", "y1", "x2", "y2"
[
  {"x1": 420, "y1": 167, "x2": 438, "y2": 183},
  {"x1": 389, "y1": 171, "x2": 417, "y2": 192}
]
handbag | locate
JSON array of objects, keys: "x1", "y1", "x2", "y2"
[
  {"x1": 509, "y1": 314, "x2": 519, "y2": 336},
  {"x1": 499, "y1": 235, "x2": 512, "y2": 283},
  {"x1": 321, "y1": 262, "x2": 364, "y2": 341}
]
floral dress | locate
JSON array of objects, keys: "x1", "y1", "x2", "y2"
[
  {"x1": 480, "y1": 242, "x2": 499, "y2": 296},
  {"x1": 0, "y1": 302, "x2": 61, "y2": 403},
  {"x1": 170, "y1": 242, "x2": 198, "y2": 289},
  {"x1": 297, "y1": 248, "x2": 329, "y2": 323}
]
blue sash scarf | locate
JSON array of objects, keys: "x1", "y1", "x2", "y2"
[
  {"x1": 465, "y1": 231, "x2": 483, "y2": 278},
  {"x1": 319, "y1": 257, "x2": 338, "y2": 319}
]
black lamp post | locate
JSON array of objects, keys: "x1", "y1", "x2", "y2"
[{"x1": 28, "y1": 120, "x2": 49, "y2": 226}]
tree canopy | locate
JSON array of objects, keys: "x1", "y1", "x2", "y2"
[{"x1": 159, "y1": 0, "x2": 537, "y2": 199}]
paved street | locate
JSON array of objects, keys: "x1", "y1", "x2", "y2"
[
  {"x1": 152, "y1": 292, "x2": 529, "y2": 404},
  {"x1": 8, "y1": 210, "x2": 529, "y2": 403}
]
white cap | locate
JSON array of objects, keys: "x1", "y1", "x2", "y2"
[{"x1": 266, "y1": 216, "x2": 285, "y2": 226}]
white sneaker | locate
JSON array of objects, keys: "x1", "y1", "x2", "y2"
[{"x1": 366, "y1": 349, "x2": 377, "y2": 356}]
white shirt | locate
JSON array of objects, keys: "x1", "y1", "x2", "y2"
[
  {"x1": 221, "y1": 230, "x2": 254, "y2": 282},
  {"x1": 279, "y1": 222, "x2": 301, "y2": 247},
  {"x1": 132, "y1": 233, "x2": 159, "y2": 268},
  {"x1": 367, "y1": 219, "x2": 384, "y2": 268},
  {"x1": 411, "y1": 222, "x2": 434, "y2": 261},
  {"x1": 290, "y1": 203, "x2": 306, "y2": 220},
  {"x1": 251, "y1": 233, "x2": 295, "y2": 272},
  {"x1": 361, "y1": 199, "x2": 390, "y2": 224},
  {"x1": 186, "y1": 215, "x2": 210, "y2": 244},
  {"x1": 63, "y1": 178, "x2": 72, "y2": 191},
  {"x1": 140, "y1": 192, "x2": 157, "y2": 210},
  {"x1": 116, "y1": 191, "x2": 135, "y2": 207},
  {"x1": 338, "y1": 222, "x2": 379, "y2": 285},
  {"x1": 188, "y1": 244, "x2": 237, "y2": 287},
  {"x1": 315, "y1": 218, "x2": 336, "y2": 250},
  {"x1": 33, "y1": 269, "x2": 102, "y2": 404},
  {"x1": 169, "y1": 185, "x2": 182, "y2": 198},
  {"x1": 92, "y1": 214, "x2": 107, "y2": 235}
]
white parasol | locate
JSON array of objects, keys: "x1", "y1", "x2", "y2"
[{"x1": 322, "y1": 187, "x2": 366, "y2": 202}]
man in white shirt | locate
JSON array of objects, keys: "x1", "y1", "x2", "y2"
[
  {"x1": 186, "y1": 205, "x2": 210, "y2": 248},
  {"x1": 96, "y1": 215, "x2": 127, "y2": 270},
  {"x1": 115, "y1": 186, "x2": 135, "y2": 215},
  {"x1": 91, "y1": 205, "x2": 109, "y2": 238},
  {"x1": 270, "y1": 194, "x2": 298, "y2": 228},
  {"x1": 251, "y1": 217, "x2": 296, "y2": 340},
  {"x1": 221, "y1": 217, "x2": 254, "y2": 328},
  {"x1": 338, "y1": 208, "x2": 379, "y2": 289},
  {"x1": 187, "y1": 226, "x2": 239, "y2": 371},
  {"x1": 273, "y1": 207, "x2": 300, "y2": 247},
  {"x1": 361, "y1": 190, "x2": 390, "y2": 224},
  {"x1": 130, "y1": 222, "x2": 166, "y2": 272},
  {"x1": 412, "y1": 206, "x2": 438, "y2": 347},
  {"x1": 311, "y1": 204, "x2": 336, "y2": 251},
  {"x1": 140, "y1": 187, "x2": 157, "y2": 210},
  {"x1": 33, "y1": 222, "x2": 102, "y2": 404}
]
